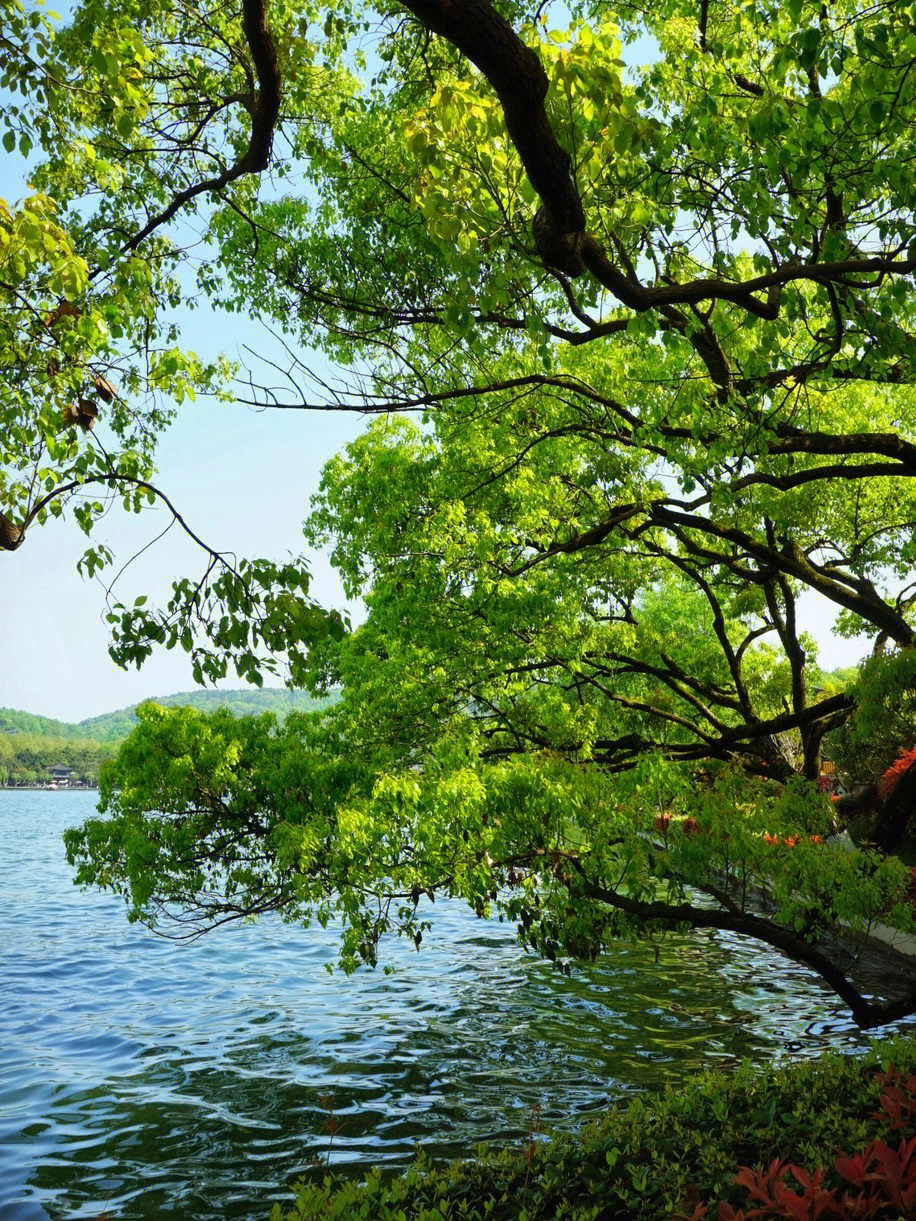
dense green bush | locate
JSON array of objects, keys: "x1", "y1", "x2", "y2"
[{"x1": 272, "y1": 1037, "x2": 916, "y2": 1221}]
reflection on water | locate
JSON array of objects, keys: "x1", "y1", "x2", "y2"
[{"x1": 1, "y1": 791, "x2": 911, "y2": 1220}]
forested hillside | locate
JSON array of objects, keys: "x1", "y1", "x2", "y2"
[
  {"x1": 0, "y1": 733, "x2": 116, "y2": 787},
  {"x1": 0, "y1": 690, "x2": 330, "y2": 784},
  {"x1": 76, "y1": 689, "x2": 330, "y2": 742},
  {"x1": 0, "y1": 708, "x2": 85, "y2": 739}
]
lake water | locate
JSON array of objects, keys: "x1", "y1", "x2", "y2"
[{"x1": 1, "y1": 790, "x2": 910, "y2": 1220}]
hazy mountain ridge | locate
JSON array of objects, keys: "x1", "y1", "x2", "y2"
[{"x1": 0, "y1": 689, "x2": 329, "y2": 744}]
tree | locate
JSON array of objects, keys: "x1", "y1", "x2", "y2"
[
  {"x1": 207, "y1": 0, "x2": 916, "y2": 764},
  {"x1": 1, "y1": 0, "x2": 346, "y2": 682},
  {"x1": 13, "y1": 0, "x2": 916, "y2": 1023}
]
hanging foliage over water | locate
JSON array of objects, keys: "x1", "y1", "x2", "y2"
[{"x1": 7, "y1": 0, "x2": 916, "y2": 1022}]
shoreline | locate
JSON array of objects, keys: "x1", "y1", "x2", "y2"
[{"x1": 0, "y1": 785, "x2": 99, "y2": 792}]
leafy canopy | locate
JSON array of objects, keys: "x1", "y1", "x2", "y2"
[{"x1": 19, "y1": 0, "x2": 916, "y2": 1026}]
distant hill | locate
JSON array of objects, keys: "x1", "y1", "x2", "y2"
[
  {"x1": 0, "y1": 689, "x2": 330, "y2": 745},
  {"x1": 0, "y1": 708, "x2": 81, "y2": 739}
]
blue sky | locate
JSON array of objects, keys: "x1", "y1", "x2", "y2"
[
  {"x1": 2, "y1": 125, "x2": 370, "y2": 721},
  {"x1": 2, "y1": 293, "x2": 367, "y2": 720}
]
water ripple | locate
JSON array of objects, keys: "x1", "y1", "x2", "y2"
[{"x1": 2, "y1": 790, "x2": 913, "y2": 1221}]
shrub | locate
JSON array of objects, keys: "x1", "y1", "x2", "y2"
[
  {"x1": 880, "y1": 746, "x2": 916, "y2": 801},
  {"x1": 271, "y1": 1037, "x2": 916, "y2": 1221},
  {"x1": 683, "y1": 1065, "x2": 916, "y2": 1219}
]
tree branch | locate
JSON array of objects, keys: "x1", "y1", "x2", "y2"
[{"x1": 95, "y1": 0, "x2": 281, "y2": 271}]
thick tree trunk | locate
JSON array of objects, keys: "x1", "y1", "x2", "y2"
[
  {"x1": 873, "y1": 759, "x2": 916, "y2": 852},
  {"x1": 0, "y1": 512, "x2": 24, "y2": 550}
]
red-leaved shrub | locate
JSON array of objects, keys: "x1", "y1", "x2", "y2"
[
  {"x1": 879, "y1": 745, "x2": 916, "y2": 801},
  {"x1": 679, "y1": 1068, "x2": 916, "y2": 1221}
]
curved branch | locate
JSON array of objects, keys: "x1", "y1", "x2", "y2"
[
  {"x1": 568, "y1": 862, "x2": 915, "y2": 1029},
  {"x1": 651, "y1": 508, "x2": 916, "y2": 646},
  {"x1": 591, "y1": 692, "x2": 854, "y2": 770},
  {"x1": 400, "y1": 0, "x2": 916, "y2": 317},
  {"x1": 94, "y1": 0, "x2": 281, "y2": 272},
  {"x1": 23, "y1": 472, "x2": 224, "y2": 566}
]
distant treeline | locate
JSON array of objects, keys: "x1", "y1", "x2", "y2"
[
  {"x1": 0, "y1": 734, "x2": 117, "y2": 787},
  {"x1": 0, "y1": 689, "x2": 331, "y2": 785}
]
